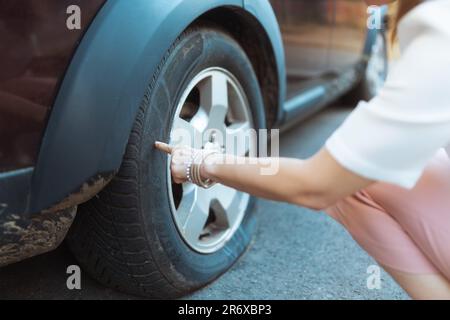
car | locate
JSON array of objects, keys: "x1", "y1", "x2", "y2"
[{"x1": 0, "y1": 0, "x2": 388, "y2": 298}]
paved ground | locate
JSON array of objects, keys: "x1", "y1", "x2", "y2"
[{"x1": 0, "y1": 105, "x2": 409, "y2": 300}]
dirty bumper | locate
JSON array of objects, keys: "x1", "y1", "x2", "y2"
[{"x1": 0, "y1": 207, "x2": 76, "y2": 267}]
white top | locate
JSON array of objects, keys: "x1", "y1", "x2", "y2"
[{"x1": 325, "y1": 0, "x2": 450, "y2": 189}]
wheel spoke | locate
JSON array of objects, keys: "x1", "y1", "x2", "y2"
[
  {"x1": 208, "y1": 184, "x2": 243, "y2": 228},
  {"x1": 171, "y1": 116, "x2": 203, "y2": 148},
  {"x1": 181, "y1": 187, "x2": 211, "y2": 244},
  {"x1": 226, "y1": 122, "x2": 253, "y2": 156},
  {"x1": 174, "y1": 184, "x2": 196, "y2": 225},
  {"x1": 200, "y1": 72, "x2": 229, "y2": 135},
  {"x1": 207, "y1": 105, "x2": 228, "y2": 133},
  {"x1": 189, "y1": 107, "x2": 209, "y2": 133}
]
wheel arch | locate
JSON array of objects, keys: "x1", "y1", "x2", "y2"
[
  {"x1": 192, "y1": 5, "x2": 285, "y2": 129},
  {"x1": 29, "y1": 0, "x2": 285, "y2": 214}
]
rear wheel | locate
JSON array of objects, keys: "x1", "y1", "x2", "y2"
[{"x1": 67, "y1": 26, "x2": 265, "y2": 298}]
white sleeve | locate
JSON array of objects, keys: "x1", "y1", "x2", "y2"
[{"x1": 326, "y1": 32, "x2": 450, "y2": 189}]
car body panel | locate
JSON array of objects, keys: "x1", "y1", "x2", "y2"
[
  {"x1": 271, "y1": 0, "x2": 333, "y2": 80},
  {"x1": 0, "y1": 167, "x2": 33, "y2": 216},
  {"x1": 272, "y1": 0, "x2": 373, "y2": 101},
  {"x1": 330, "y1": 0, "x2": 369, "y2": 72},
  {"x1": 0, "y1": 0, "x2": 105, "y2": 173},
  {"x1": 277, "y1": 1, "x2": 387, "y2": 129}
]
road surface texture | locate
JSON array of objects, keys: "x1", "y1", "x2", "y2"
[{"x1": 0, "y1": 105, "x2": 409, "y2": 300}]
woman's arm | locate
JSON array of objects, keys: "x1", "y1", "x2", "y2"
[
  {"x1": 202, "y1": 148, "x2": 373, "y2": 210},
  {"x1": 155, "y1": 142, "x2": 373, "y2": 210}
]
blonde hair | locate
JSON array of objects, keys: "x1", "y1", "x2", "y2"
[{"x1": 393, "y1": 0, "x2": 422, "y2": 40}]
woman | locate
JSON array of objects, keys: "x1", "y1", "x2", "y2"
[{"x1": 156, "y1": 0, "x2": 450, "y2": 299}]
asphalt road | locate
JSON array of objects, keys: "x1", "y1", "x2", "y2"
[{"x1": 0, "y1": 105, "x2": 409, "y2": 300}]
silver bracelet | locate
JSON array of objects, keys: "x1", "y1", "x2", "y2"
[
  {"x1": 189, "y1": 150, "x2": 219, "y2": 189},
  {"x1": 185, "y1": 156, "x2": 193, "y2": 184},
  {"x1": 185, "y1": 150, "x2": 201, "y2": 184}
]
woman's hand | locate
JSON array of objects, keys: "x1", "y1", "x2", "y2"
[
  {"x1": 154, "y1": 141, "x2": 198, "y2": 184},
  {"x1": 155, "y1": 141, "x2": 223, "y2": 187}
]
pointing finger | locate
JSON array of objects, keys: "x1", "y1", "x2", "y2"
[{"x1": 154, "y1": 141, "x2": 173, "y2": 154}]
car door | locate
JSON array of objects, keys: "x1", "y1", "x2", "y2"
[
  {"x1": 270, "y1": 0, "x2": 334, "y2": 98},
  {"x1": 329, "y1": 0, "x2": 368, "y2": 72},
  {"x1": 0, "y1": 0, "x2": 105, "y2": 173}
]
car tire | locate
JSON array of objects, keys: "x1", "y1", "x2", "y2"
[
  {"x1": 344, "y1": 30, "x2": 388, "y2": 103},
  {"x1": 66, "y1": 26, "x2": 266, "y2": 298}
]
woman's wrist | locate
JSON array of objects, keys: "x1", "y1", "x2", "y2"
[{"x1": 200, "y1": 152, "x2": 223, "y2": 181}]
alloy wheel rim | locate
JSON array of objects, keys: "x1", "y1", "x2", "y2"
[{"x1": 167, "y1": 67, "x2": 254, "y2": 254}]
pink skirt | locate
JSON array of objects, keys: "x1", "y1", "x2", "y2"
[{"x1": 326, "y1": 149, "x2": 450, "y2": 279}]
